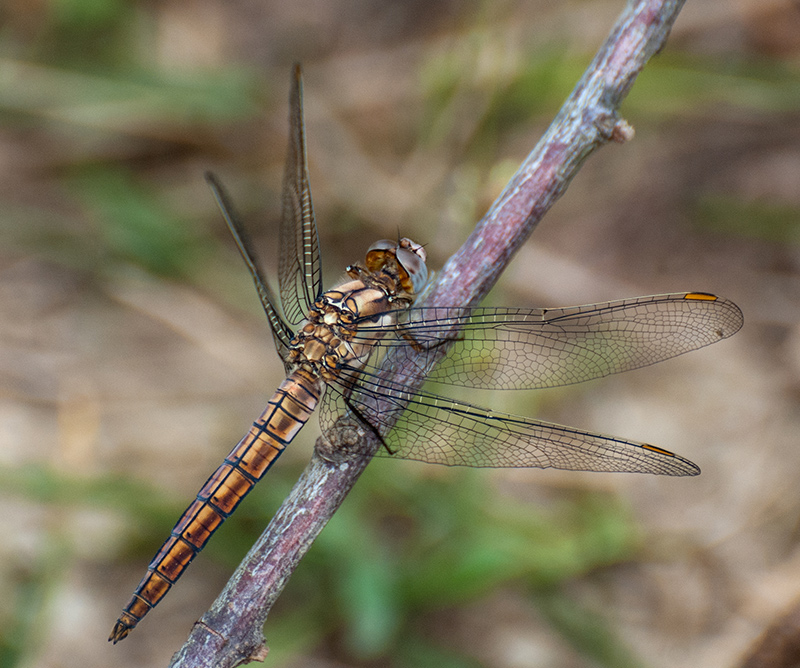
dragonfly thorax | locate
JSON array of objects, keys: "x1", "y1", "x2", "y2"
[
  {"x1": 287, "y1": 239, "x2": 427, "y2": 382},
  {"x1": 288, "y1": 275, "x2": 412, "y2": 382}
]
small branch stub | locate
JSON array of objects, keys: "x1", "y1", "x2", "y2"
[{"x1": 612, "y1": 118, "x2": 636, "y2": 143}]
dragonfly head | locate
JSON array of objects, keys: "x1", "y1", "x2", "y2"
[{"x1": 365, "y1": 238, "x2": 428, "y2": 295}]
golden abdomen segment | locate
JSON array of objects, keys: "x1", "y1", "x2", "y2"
[{"x1": 109, "y1": 369, "x2": 321, "y2": 643}]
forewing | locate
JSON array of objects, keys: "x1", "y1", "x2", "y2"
[
  {"x1": 205, "y1": 172, "x2": 293, "y2": 366},
  {"x1": 279, "y1": 64, "x2": 322, "y2": 324},
  {"x1": 356, "y1": 293, "x2": 743, "y2": 390}
]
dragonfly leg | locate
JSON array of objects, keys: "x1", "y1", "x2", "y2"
[{"x1": 343, "y1": 394, "x2": 396, "y2": 455}]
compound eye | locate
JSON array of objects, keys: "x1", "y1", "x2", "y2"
[
  {"x1": 365, "y1": 239, "x2": 397, "y2": 271},
  {"x1": 396, "y1": 247, "x2": 428, "y2": 294},
  {"x1": 367, "y1": 239, "x2": 397, "y2": 253}
]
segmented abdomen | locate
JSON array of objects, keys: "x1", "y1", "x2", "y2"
[{"x1": 109, "y1": 368, "x2": 321, "y2": 643}]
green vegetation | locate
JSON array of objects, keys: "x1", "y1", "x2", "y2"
[{"x1": 0, "y1": 1, "x2": 789, "y2": 666}]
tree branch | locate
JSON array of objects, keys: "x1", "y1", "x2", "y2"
[{"x1": 169, "y1": 1, "x2": 687, "y2": 665}]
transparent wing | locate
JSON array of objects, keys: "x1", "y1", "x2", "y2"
[
  {"x1": 324, "y1": 374, "x2": 699, "y2": 476},
  {"x1": 279, "y1": 64, "x2": 322, "y2": 325},
  {"x1": 205, "y1": 172, "x2": 294, "y2": 366},
  {"x1": 353, "y1": 293, "x2": 743, "y2": 390}
]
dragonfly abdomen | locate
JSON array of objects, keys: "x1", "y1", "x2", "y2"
[{"x1": 109, "y1": 369, "x2": 321, "y2": 643}]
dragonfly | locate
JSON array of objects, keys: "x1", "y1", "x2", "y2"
[{"x1": 109, "y1": 65, "x2": 743, "y2": 643}]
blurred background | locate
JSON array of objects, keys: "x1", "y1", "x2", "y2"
[{"x1": 1, "y1": 0, "x2": 798, "y2": 666}]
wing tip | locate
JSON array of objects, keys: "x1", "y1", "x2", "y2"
[
  {"x1": 684, "y1": 291, "x2": 744, "y2": 338},
  {"x1": 641, "y1": 443, "x2": 701, "y2": 476},
  {"x1": 677, "y1": 460, "x2": 702, "y2": 476}
]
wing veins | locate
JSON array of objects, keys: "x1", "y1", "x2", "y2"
[
  {"x1": 205, "y1": 172, "x2": 293, "y2": 364},
  {"x1": 279, "y1": 64, "x2": 322, "y2": 325}
]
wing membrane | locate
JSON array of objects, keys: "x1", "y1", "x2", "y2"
[
  {"x1": 279, "y1": 64, "x2": 322, "y2": 324},
  {"x1": 205, "y1": 172, "x2": 293, "y2": 365},
  {"x1": 327, "y1": 374, "x2": 699, "y2": 476},
  {"x1": 355, "y1": 293, "x2": 743, "y2": 390}
]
